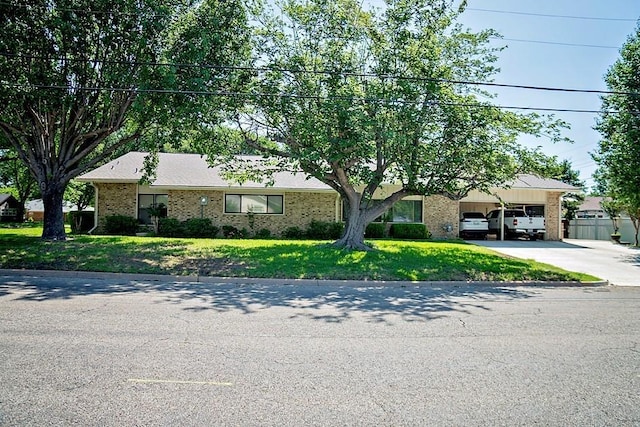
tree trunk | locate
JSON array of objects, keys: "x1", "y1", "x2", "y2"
[
  {"x1": 334, "y1": 215, "x2": 370, "y2": 250},
  {"x1": 15, "y1": 202, "x2": 25, "y2": 223},
  {"x1": 41, "y1": 186, "x2": 67, "y2": 240},
  {"x1": 333, "y1": 199, "x2": 376, "y2": 251},
  {"x1": 631, "y1": 217, "x2": 639, "y2": 247}
]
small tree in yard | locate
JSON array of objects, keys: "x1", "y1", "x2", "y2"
[
  {"x1": 0, "y1": 0, "x2": 250, "y2": 240},
  {"x1": 146, "y1": 203, "x2": 166, "y2": 235},
  {"x1": 600, "y1": 198, "x2": 622, "y2": 236},
  {"x1": 208, "y1": 0, "x2": 568, "y2": 250}
]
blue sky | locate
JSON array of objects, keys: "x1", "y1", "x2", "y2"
[{"x1": 457, "y1": 0, "x2": 640, "y2": 189}]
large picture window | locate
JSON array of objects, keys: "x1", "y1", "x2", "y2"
[
  {"x1": 138, "y1": 194, "x2": 168, "y2": 224},
  {"x1": 342, "y1": 199, "x2": 423, "y2": 223},
  {"x1": 225, "y1": 194, "x2": 283, "y2": 214}
]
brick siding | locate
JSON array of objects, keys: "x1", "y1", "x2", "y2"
[
  {"x1": 94, "y1": 186, "x2": 339, "y2": 235},
  {"x1": 95, "y1": 183, "x2": 137, "y2": 231},
  {"x1": 423, "y1": 195, "x2": 459, "y2": 239},
  {"x1": 546, "y1": 191, "x2": 564, "y2": 241}
]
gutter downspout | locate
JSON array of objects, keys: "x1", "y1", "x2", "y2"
[{"x1": 87, "y1": 183, "x2": 99, "y2": 235}]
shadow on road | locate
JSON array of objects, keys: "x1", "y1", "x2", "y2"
[{"x1": 0, "y1": 275, "x2": 536, "y2": 324}]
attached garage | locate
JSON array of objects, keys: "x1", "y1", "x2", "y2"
[{"x1": 459, "y1": 175, "x2": 579, "y2": 241}]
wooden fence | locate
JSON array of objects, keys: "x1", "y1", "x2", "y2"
[{"x1": 568, "y1": 217, "x2": 636, "y2": 243}]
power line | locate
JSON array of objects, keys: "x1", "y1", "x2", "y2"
[
  {"x1": 497, "y1": 38, "x2": 620, "y2": 50},
  {"x1": 466, "y1": 7, "x2": 638, "y2": 22},
  {"x1": 2, "y1": 82, "x2": 630, "y2": 115},
  {"x1": 2, "y1": 52, "x2": 638, "y2": 97}
]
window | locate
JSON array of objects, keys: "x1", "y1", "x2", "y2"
[
  {"x1": 389, "y1": 200, "x2": 422, "y2": 223},
  {"x1": 138, "y1": 194, "x2": 168, "y2": 224},
  {"x1": 225, "y1": 194, "x2": 283, "y2": 214},
  {"x1": 342, "y1": 199, "x2": 423, "y2": 223}
]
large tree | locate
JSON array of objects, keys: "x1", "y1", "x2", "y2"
[
  {"x1": 210, "y1": 0, "x2": 567, "y2": 249},
  {"x1": 593, "y1": 24, "x2": 640, "y2": 245},
  {"x1": 0, "y1": 0, "x2": 250, "y2": 239}
]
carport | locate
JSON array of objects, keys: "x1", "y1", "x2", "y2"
[{"x1": 459, "y1": 175, "x2": 579, "y2": 241}]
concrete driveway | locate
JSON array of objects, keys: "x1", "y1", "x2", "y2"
[{"x1": 471, "y1": 239, "x2": 640, "y2": 286}]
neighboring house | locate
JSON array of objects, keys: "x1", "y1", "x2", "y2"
[
  {"x1": 0, "y1": 194, "x2": 20, "y2": 222},
  {"x1": 77, "y1": 152, "x2": 578, "y2": 240},
  {"x1": 575, "y1": 196, "x2": 607, "y2": 219},
  {"x1": 25, "y1": 199, "x2": 93, "y2": 222}
]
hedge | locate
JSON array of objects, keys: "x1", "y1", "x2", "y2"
[
  {"x1": 104, "y1": 215, "x2": 138, "y2": 235},
  {"x1": 389, "y1": 223, "x2": 431, "y2": 240}
]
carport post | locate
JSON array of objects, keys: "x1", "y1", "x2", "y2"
[{"x1": 500, "y1": 204, "x2": 505, "y2": 241}]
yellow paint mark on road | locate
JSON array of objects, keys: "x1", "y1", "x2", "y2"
[{"x1": 128, "y1": 378, "x2": 233, "y2": 386}]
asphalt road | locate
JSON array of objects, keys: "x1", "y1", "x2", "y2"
[{"x1": 1, "y1": 274, "x2": 639, "y2": 426}]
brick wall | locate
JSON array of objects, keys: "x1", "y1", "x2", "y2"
[
  {"x1": 423, "y1": 195, "x2": 459, "y2": 239},
  {"x1": 546, "y1": 191, "x2": 563, "y2": 241},
  {"x1": 95, "y1": 183, "x2": 137, "y2": 230},
  {"x1": 165, "y1": 190, "x2": 338, "y2": 236},
  {"x1": 94, "y1": 183, "x2": 464, "y2": 238}
]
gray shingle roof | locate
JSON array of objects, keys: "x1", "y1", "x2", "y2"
[
  {"x1": 78, "y1": 152, "x2": 333, "y2": 191},
  {"x1": 78, "y1": 152, "x2": 579, "y2": 193},
  {"x1": 506, "y1": 174, "x2": 581, "y2": 191}
]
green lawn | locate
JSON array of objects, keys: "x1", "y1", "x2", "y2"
[{"x1": 0, "y1": 226, "x2": 599, "y2": 282}]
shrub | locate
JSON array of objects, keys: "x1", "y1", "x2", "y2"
[
  {"x1": 182, "y1": 218, "x2": 219, "y2": 238},
  {"x1": 305, "y1": 220, "x2": 327, "y2": 239},
  {"x1": 282, "y1": 226, "x2": 304, "y2": 239},
  {"x1": 69, "y1": 211, "x2": 94, "y2": 234},
  {"x1": 306, "y1": 220, "x2": 344, "y2": 239},
  {"x1": 222, "y1": 225, "x2": 248, "y2": 238},
  {"x1": 158, "y1": 218, "x2": 184, "y2": 237},
  {"x1": 103, "y1": 215, "x2": 138, "y2": 235},
  {"x1": 389, "y1": 223, "x2": 431, "y2": 240},
  {"x1": 327, "y1": 221, "x2": 344, "y2": 239},
  {"x1": 255, "y1": 228, "x2": 272, "y2": 239},
  {"x1": 365, "y1": 222, "x2": 385, "y2": 238}
]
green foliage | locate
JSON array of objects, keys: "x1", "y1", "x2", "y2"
[
  {"x1": 306, "y1": 220, "x2": 344, "y2": 240},
  {"x1": 222, "y1": 225, "x2": 249, "y2": 239},
  {"x1": 390, "y1": 223, "x2": 431, "y2": 240},
  {"x1": 68, "y1": 211, "x2": 94, "y2": 234},
  {"x1": 182, "y1": 218, "x2": 219, "y2": 238},
  {"x1": 205, "y1": 0, "x2": 568, "y2": 249},
  {"x1": 157, "y1": 217, "x2": 220, "y2": 238},
  {"x1": 365, "y1": 223, "x2": 386, "y2": 238},
  {"x1": 593, "y1": 24, "x2": 640, "y2": 245},
  {"x1": 103, "y1": 215, "x2": 139, "y2": 236},
  {"x1": 282, "y1": 226, "x2": 305, "y2": 239},
  {"x1": 157, "y1": 218, "x2": 184, "y2": 238},
  {"x1": 255, "y1": 228, "x2": 272, "y2": 239},
  {"x1": 0, "y1": 0, "x2": 250, "y2": 240}
]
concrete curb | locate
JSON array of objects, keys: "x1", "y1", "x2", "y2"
[{"x1": 0, "y1": 268, "x2": 610, "y2": 288}]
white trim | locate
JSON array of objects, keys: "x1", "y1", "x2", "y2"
[{"x1": 88, "y1": 184, "x2": 99, "y2": 235}]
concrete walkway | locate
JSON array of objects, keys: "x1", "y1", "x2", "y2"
[{"x1": 472, "y1": 238, "x2": 640, "y2": 286}]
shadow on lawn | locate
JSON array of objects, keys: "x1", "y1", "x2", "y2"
[{"x1": 0, "y1": 274, "x2": 536, "y2": 324}]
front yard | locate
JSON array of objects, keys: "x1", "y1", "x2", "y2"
[{"x1": 0, "y1": 226, "x2": 599, "y2": 282}]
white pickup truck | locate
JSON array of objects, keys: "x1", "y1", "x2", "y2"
[{"x1": 486, "y1": 209, "x2": 546, "y2": 241}]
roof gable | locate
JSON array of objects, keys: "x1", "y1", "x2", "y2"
[{"x1": 0, "y1": 194, "x2": 17, "y2": 206}]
